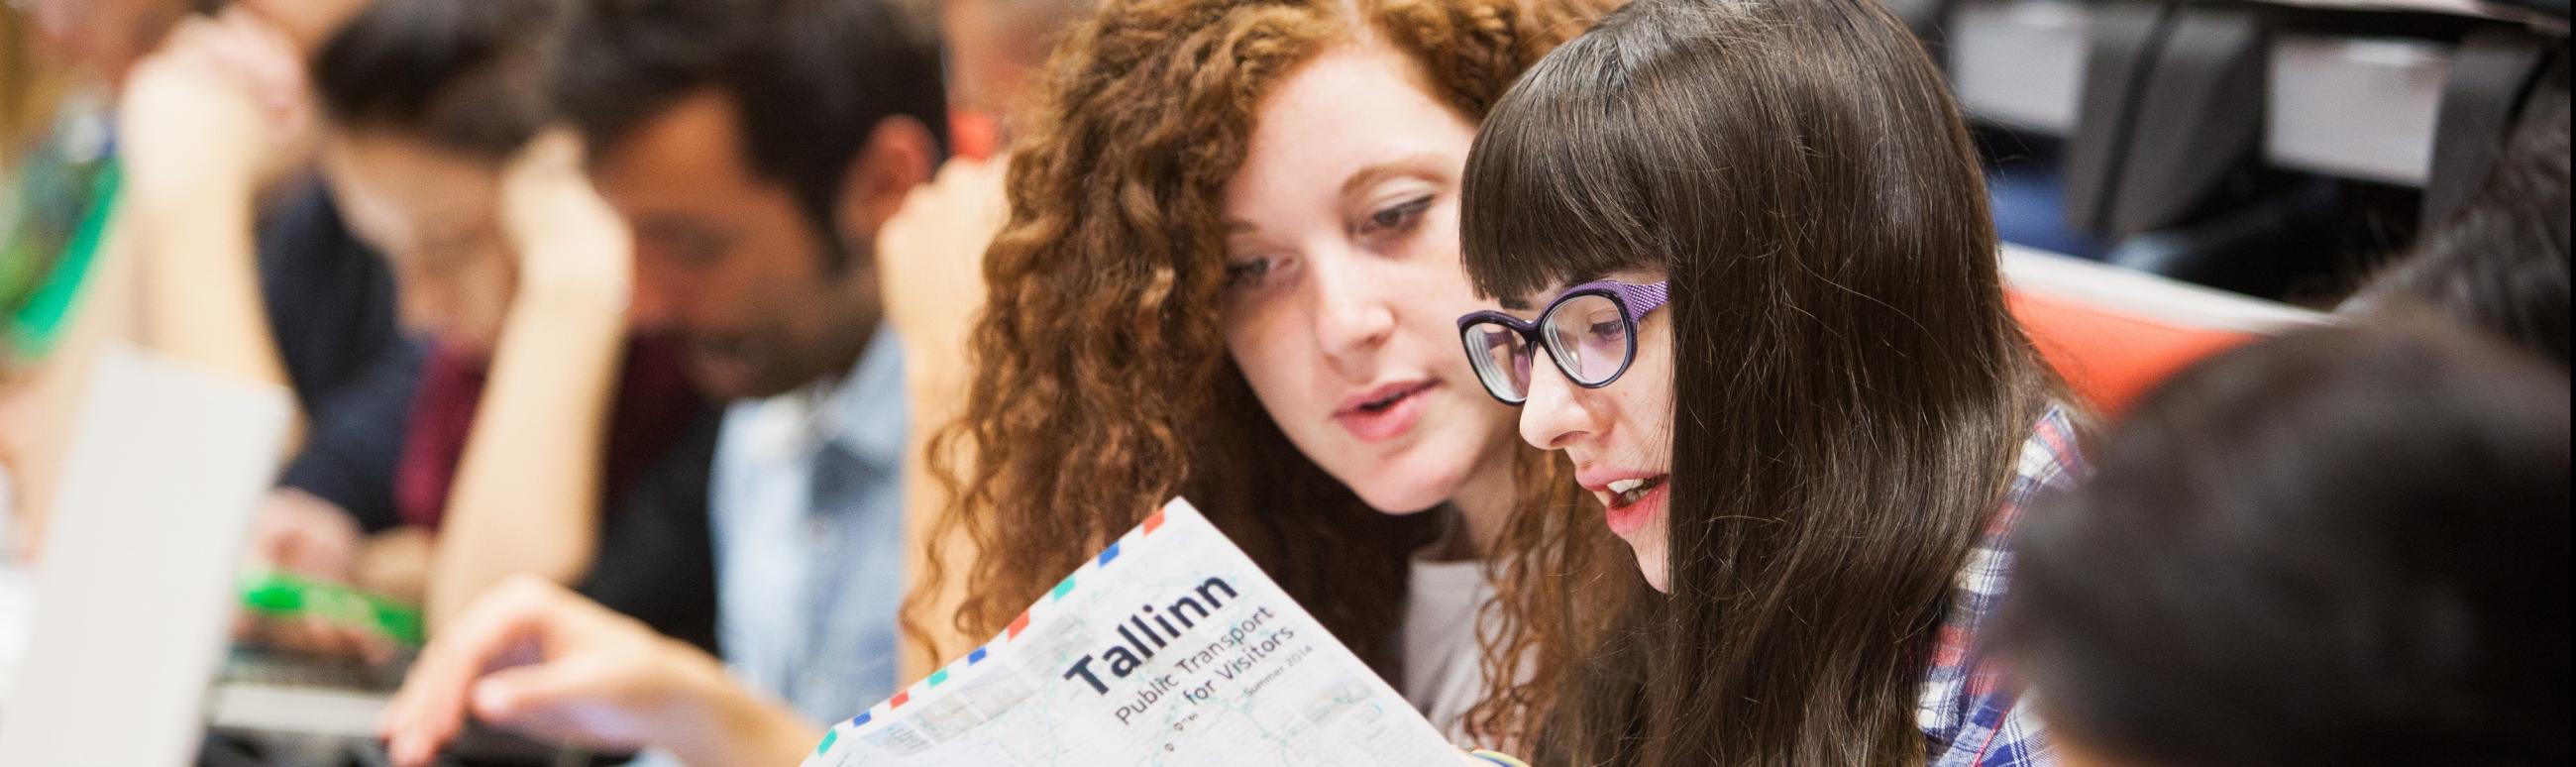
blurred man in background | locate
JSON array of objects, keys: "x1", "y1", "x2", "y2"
[{"x1": 376, "y1": 0, "x2": 951, "y2": 763}]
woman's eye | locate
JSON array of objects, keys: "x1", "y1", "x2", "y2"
[
  {"x1": 1589, "y1": 320, "x2": 1623, "y2": 340},
  {"x1": 1359, "y1": 194, "x2": 1435, "y2": 236},
  {"x1": 1224, "y1": 257, "x2": 1274, "y2": 287}
]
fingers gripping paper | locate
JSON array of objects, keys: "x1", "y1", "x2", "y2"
[{"x1": 804, "y1": 498, "x2": 1458, "y2": 766}]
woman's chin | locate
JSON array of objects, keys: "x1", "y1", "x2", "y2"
[
  {"x1": 1351, "y1": 486, "x2": 1454, "y2": 516},
  {"x1": 1630, "y1": 543, "x2": 1671, "y2": 593},
  {"x1": 1324, "y1": 451, "x2": 1470, "y2": 516}
]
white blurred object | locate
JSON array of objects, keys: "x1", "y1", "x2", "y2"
[
  {"x1": 0, "y1": 470, "x2": 26, "y2": 706},
  {"x1": 2269, "y1": 35, "x2": 2454, "y2": 186},
  {"x1": 2250, "y1": 0, "x2": 2570, "y2": 27},
  {"x1": 1952, "y1": 0, "x2": 2093, "y2": 135},
  {"x1": 0, "y1": 344, "x2": 291, "y2": 767},
  {"x1": 0, "y1": 562, "x2": 23, "y2": 714},
  {"x1": 1945, "y1": 0, "x2": 2477, "y2": 188}
]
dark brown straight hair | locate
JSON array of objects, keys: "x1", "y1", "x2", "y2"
[{"x1": 1459, "y1": 0, "x2": 2059, "y2": 763}]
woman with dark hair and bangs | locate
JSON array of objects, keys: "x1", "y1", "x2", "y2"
[
  {"x1": 1452, "y1": 0, "x2": 2081, "y2": 764},
  {"x1": 906, "y1": 0, "x2": 1625, "y2": 749}
]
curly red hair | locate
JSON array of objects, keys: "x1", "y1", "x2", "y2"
[{"x1": 904, "y1": 0, "x2": 1619, "y2": 747}]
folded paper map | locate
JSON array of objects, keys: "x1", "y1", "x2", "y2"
[{"x1": 802, "y1": 498, "x2": 1458, "y2": 766}]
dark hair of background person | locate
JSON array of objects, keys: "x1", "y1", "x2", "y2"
[
  {"x1": 2349, "y1": 55, "x2": 2570, "y2": 368},
  {"x1": 4, "y1": 5, "x2": 64, "y2": 169},
  {"x1": 1456, "y1": 0, "x2": 2062, "y2": 762},
  {"x1": 1999, "y1": 322, "x2": 2571, "y2": 767},
  {"x1": 548, "y1": 0, "x2": 949, "y2": 273},
  {"x1": 311, "y1": 0, "x2": 564, "y2": 164},
  {"x1": 907, "y1": 0, "x2": 1621, "y2": 727}
]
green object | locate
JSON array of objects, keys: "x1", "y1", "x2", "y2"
[
  {"x1": 1, "y1": 117, "x2": 119, "y2": 364},
  {"x1": 240, "y1": 571, "x2": 426, "y2": 646},
  {"x1": 2, "y1": 158, "x2": 116, "y2": 359}
]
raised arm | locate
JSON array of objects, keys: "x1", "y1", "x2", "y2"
[
  {"x1": 115, "y1": 11, "x2": 298, "y2": 392},
  {"x1": 877, "y1": 157, "x2": 1009, "y2": 676},
  {"x1": 422, "y1": 132, "x2": 632, "y2": 628}
]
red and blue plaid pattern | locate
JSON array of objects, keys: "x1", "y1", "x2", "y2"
[{"x1": 1921, "y1": 407, "x2": 2084, "y2": 767}]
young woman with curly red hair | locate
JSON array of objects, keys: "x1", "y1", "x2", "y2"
[{"x1": 910, "y1": 0, "x2": 1625, "y2": 747}]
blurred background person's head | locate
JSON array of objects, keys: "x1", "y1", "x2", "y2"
[
  {"x1": 12, "y1": 0, "x2": 188, "y2": 85},
  {"x1": 12, "y1": 0, "x2": 368, "y2": 85},
  {"x1": 3, "y1": 5, "x2": 68, "y2": 168},
  {"x1": 2002, "y1": 322, "x2": 2571, "y2": 767},
  {"x1": 311, "y1": 0, "x2": 560, "y2": 359},
  {"x1": 237, "y1": 0, "x2": 374, "y2": 55},
  {"x1": 939, "y1": 0, "x2": 1089, "y2": 121},
  {"x1": 552, "y1": 0, "x2": 948, "y2": 399},
  {"x1": 2345, "y1": 58, "x2": 2570, "y2": 369}
]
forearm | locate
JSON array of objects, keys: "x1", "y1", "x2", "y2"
[
  {"x1": 884, "y1": 158, "x2": 1006, "y2": 677},
  {"x1": 130, "y1": 185, "x2": 291, "y2": 392},
  {"x1": 425, "y1": 283, "x2": 626, "y2": 628}
]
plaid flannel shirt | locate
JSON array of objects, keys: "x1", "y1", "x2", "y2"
[{"x1": 1920, "y1": 407, "x2": 2085, "y2": 767}]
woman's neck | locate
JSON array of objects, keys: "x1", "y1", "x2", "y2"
[{"x1": 1426, "y1": 450, "x2": 1517, "y2": 563}]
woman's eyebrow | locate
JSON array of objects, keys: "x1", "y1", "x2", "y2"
[
  {"x1": 1221, "y1": 219, "x2": 1266, "y2": 247},
  {"x1": 1339, "y1": 153, "x2": 1452, "y2": 199}
]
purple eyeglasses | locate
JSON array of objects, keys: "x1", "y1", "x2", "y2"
[{"x1": 1456, "y1": 279, "x2": 1670, "y2": 405}]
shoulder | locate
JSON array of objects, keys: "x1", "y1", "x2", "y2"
[
  {"x1": 1920, "y1": 407, "x2": 2086, "y2": 763},
  {"x1": 1928, "y1": 697, "x2": 2058, "y2": 767},
  {"x1": 2004, "y1": 406, "x2": 2088, "y2": 515},
  {"x1": 1962, "y1": 407, "x2": 2088, "y2": 625}
]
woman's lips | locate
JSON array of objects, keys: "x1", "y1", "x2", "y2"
[
  {"x1": 1333, "y1": 381, "x2": 1437, "y2": 443},
  {"x1": 1600, "y1": 476, "x2": 1667, "y2": 537}
]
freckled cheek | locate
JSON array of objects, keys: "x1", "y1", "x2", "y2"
[
  {"x1": 1224, "y1": 314, "x2": 1341, "y2": 429},
  {"x1": 1605, "y1": 407, "x2": 1657, "y2": 461},
  {"x1": 1217, "y1": 304, "x2": 1261, "y2": 354},
  {"x1": 1379, "y1": 261, "x2": 1481, "y2": 367},
  {"x1": 1219, "y1": 289, "x2": 1310, "y2": 366},
  {"x1": 1390, "y1": 232, "x2": 1471, "y2": 290},
  {"x1": 1611, "y1": 333, "x2": 1680, "y2": 460}
]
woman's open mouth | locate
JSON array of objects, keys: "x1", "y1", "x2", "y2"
[
  {"x1": 1606, "y1": 475, "x2": 1666, "y2": 508},
  {"x1": 1334, "y1": 381, "x2": 1438, "y2": 443},
  {"x1": 1599, "y1": 475, "x2": 1668, "y2": 537}
]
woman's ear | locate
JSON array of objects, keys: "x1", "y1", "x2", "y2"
[{"x1": 837, "y1": 115, "x2": 938, "y2": 239}]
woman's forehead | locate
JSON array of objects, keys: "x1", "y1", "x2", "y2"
[{"x1": 1225, "y1": 47, "x2": 1473, "y2": 219}]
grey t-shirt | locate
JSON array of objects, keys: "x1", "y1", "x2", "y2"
[{"x1": 1403, "y1": 556, "x2": 1496, "y2": 744}]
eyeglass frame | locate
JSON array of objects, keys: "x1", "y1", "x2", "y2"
[{"x1": 1454, "y1": 279, "x2": 1671, "y2": 405}]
